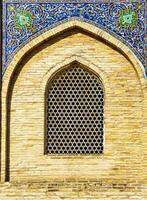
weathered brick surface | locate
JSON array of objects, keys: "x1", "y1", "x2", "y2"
[{"x1": 1, "y1": 27, "x2": 147, "y2": 199}]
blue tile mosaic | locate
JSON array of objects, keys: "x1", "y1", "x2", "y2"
[{"x1": 3, "y1": 1, "x2": 146, "y2": 77}]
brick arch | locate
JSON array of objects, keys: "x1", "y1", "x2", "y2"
[
  {"x1": 42, "y1": 56, "x2": 110, "y2": 94},
  {"x1": 1, "y1": 19, "x2": 146, "y2": 183},
  {"x1": 42, "y1": 56, "x2": 111, "y2": 156},
  {"x1": 44, "y1": 59, "x2": 105, "y2": 155}
]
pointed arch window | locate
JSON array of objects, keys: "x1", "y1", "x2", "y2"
[{"x1": 45, "y1": 63, "x2": 104, "y2": 154}]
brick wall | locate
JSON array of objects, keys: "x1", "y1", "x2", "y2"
[{"x1": 1, "y1": 26, "x2": 147, "y2": 199}]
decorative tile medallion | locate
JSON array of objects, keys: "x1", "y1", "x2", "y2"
[
  {"x1": 14, "y1": 11, "x2": 33, "y2": 28},
  {"x1": 3, "y1": 1, "x2": 146, "y2": 77},
  {"x1": 119, "y1": 9, "x2": 138, "y2": 28}
]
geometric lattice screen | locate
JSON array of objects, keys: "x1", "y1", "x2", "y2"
[{"x1": 46, "y1": 63, "x2": 104, "y2": 154}]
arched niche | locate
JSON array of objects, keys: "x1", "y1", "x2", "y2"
[{"x1": 1, "y1": 19, "x2": 146, "y2": 182}]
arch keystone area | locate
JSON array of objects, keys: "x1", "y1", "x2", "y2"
[{"x1": 42, "y1": 55, "x2": 110, "y2": 93}]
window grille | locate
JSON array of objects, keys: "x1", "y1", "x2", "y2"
[{"x1": 46, "y1": 63, "x2": 104, "y2": 154}]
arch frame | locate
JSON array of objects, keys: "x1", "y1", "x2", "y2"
[
  {"x1": 1, "y1": 19, "x2": 146, "y2": 182},
  {"x1": 43, "y1": 57, "x2": 106, "y2": 155},
  {"x1": 42, "y1": 56, "x2": 110, "y2": 157}
]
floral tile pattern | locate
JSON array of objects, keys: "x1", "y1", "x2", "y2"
[
  {"x1": 14, "y1": 10, "x2": 33, "y2": 28},
  {"x1": 119, "y1": 9, "x2": 138, "y2": 28},
  {"x1": 3, "y1": 1, "x2": 146, "y2": 77}
]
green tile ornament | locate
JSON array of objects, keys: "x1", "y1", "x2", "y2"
[
  {"x1": 119, "y1": 9, "x2": 138, "y2": 28},
  {"x1": 14, "y1": 11, "x2": 32, "y2": 28}
]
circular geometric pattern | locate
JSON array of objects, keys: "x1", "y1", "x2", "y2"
[{"x1": 46, "y1": 64, "x2": 104, "y2": 154}]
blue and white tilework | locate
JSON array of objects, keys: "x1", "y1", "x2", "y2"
[{"x1": 3, "y1": 1, "x2": 146, "y2": 77}]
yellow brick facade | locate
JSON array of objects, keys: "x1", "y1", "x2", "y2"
[{"x1": 1, "y1": 20, "x2": 147, "y2": 199}]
